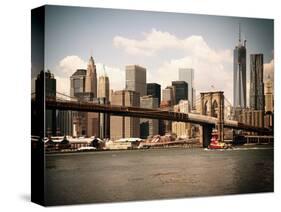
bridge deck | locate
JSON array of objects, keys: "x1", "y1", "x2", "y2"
[{"x1": 32, "y1": 98, "x2": 272, "y2": 134}]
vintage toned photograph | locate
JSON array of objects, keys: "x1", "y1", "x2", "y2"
[{"x1": 31, "y1": 5, "x2": 274, "y2": 206}]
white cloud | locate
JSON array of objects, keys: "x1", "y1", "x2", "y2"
[
  {"x1": 113, "y1": 29, "x2": 181, "y2": 56},
  {"x1": 59, "y1": 55, "x2": 87, "y2": 76},
  {"x1": 113, "y1": 28, "x2": 232, "y2": 62},
  {"x1": 114, "y1": 29, "x2": 233, "y2": 103}
]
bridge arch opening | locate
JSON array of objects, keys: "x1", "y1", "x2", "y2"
[
  {"x1": 203, "y1": 100, "x2": 209, "y2": 116},
  {"x1": 212, "y1": 100, "x2": 218, "y2": 118}
]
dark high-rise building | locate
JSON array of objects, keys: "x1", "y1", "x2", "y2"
[
  {"x1": 36, "y1": 70, "x2": 72, "y2": 136},
  {"x1": 172, "y1": 81, "x2": 188, "y2": 104},
  {"x1": 36, "y1": 70, "x2": 56, "y2": 100},
  {"x1": 70, "y1": 69, "x2": 87, "y2": 136},
  {"x1": 233, "y1": 24, "x2": 247, "y2": 108},
  {"x1": 147, "y1": 83, "x2": 161, "y2": 106},
  {"x1": 96, "y1": 97, "x2": 110, "y2": 139},
  {"x1": 57, "y1": 111, "x2": 73, "y2": 136},
  {"x1": 179, "y1": 68, "x2": 195, "y2": 108},
  {"x1": 140, "y1": 95, "x2": 159, "y2": 139},
  {"x1": 36, "y1": 70, "x2": 57, "y2": 136},
  {"x1": 70, "y1": 69, "x2": 87, "y2": 98},
  {"x1": 250, "y1": 54, "x2": 264, "y2": 110},
  {"x1": 159, "y1": 100, "x2": 173, "y2": 135}
]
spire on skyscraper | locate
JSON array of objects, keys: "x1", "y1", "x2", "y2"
[
  {"x1": 85, "y1": 55, "x2": 97, "y2": 97},
  {"x1": 239, "y1": 23, "x2": 241, "y2": 43},
  {"x1": 103, "y1": 64, "x2": 107, "y2": 77}
]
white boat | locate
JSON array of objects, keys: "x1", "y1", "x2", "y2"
[
  {"x1": 66, "y1": 136, "x2": 94, "y2": 144},
  {"x1": 77, "y1": 146, "x2": 96, "y2": 151}
]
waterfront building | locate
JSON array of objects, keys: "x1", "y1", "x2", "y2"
[
  {"x1": 178, "y1": 68, "x2": 195, "y2": 108},
  {"x1": 125, "y1": 65, "x2": 147, "y2": 97},
  {"x1": 233, "y1": 24, "x2": 247, "y2": 108},
  {"x1": 250, "y1": 54, "x2": 264, "y2": 111},
  {"x1": 172, "y1": 100, "x2": 192, "y2": 138},
  {"x1": 147, "y1": 83, "x2": 161, "y2": 106},
  {"x1": 172, "y1": 81, "x2": 188, "y2": 104},
  {"x1": 110, "y1": 90, "x2": 140, "y2": 140},
  {"x1": 140, "y1": 95, "x2": 159, "y2": 139}
]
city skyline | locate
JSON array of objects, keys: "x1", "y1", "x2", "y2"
[
  {"x1": 31, "y1": 6, "x2": 274, "y2": 106},
  {"x1": 30, "y1": 6, "x2": 274, "y2": 206}
]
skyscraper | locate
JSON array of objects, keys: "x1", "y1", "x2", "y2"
[
  {"x1": 125, "y1": 65, "x2": 147, "y2": 97},
  {"x1": 233, "y1": 24, "x2": 247, "y2": 108},
  {"x1": 57, "y1": 110, "x2": 73, "y2": 136},
  {"x1": 172, "y1": 100, "x2": 192, "y2": 138},
  {"x1": 70, "y1": 56, "x2": 99, "y2": 137},
  {"x1": 140, "y1": 95, "x2": 159, "y2": 139},
  {"x1": 110, "y1": 90, "x2": 140, "y2": 140},
  {"x1": 264, "y1": 75, "x2": 273, "y2": 113},
  {"x1": 70, "y1": 69, "x2": 87, "y2": 136},
  {"x1": 178, "y1": 68, "x2": 195, "y2": 107},
  {"x1": 159, "y1": 100, "x2": 173, "y2": 135},
  {"x1": 147, "y1": 83, "x2": 161, "y2": 106},
  {"x1": 98, "y1": 74, "x2": 110, "y2": 100},
  {"x1": 172, "y1": 81, "x2": 188, "y2": 104},
  {"x1": 250, "y1": 54, "x2": 264, "y2": 110},
  {"x1": 36, "y1": 70, "x2": 56, "y2": 136},
  {"x1": 97, "y1": 71, "x2": 110, "y2": 139},
  {"x1": 94, "y1": 97, "x2": 110, "y2": 139},
  {"x1": 70, "y1": 69, "x2": 86, "y2": 97},
  {"x1": 162, "y1": 86, "x2": 175, "y2": 105},
  {"x1": 36, "y1": 70, "x2": 72, "y2": 136},
  {"x1": 85, "y1": 56, "x2": 97, "y2": 97}
]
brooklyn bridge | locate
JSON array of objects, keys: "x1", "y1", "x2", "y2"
[{"x1": 32, "y1": 91, "x2": 272, "y2": 147}]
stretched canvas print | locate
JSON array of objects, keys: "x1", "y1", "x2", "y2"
[{"x1": 31, "y1": 5, "x2": 274, "y2": 206}]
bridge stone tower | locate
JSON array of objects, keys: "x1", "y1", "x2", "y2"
[{"x1": 200, "y1": 91, "x2": 224, "y2": 146}]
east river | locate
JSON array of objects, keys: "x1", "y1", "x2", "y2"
[{"x1": 45, "y1": 145, "x2": 273, "y2": 206}]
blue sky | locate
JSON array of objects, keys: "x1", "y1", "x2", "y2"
[{"x1": 40, "y1": 5, "x2": 274, "y2": 104}]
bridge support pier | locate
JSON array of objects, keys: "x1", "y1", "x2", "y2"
[
  {"x1": 200, "y1": 124, "x2": 214, "y2": 148},
  {"x1": 200, "y1": 91, "x2": 225, "y2": 147},
  {"x1": 216, "y1": 92, "x2": 224, "y2": 142}
]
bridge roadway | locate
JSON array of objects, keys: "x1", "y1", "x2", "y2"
[{"x1": 34, "y1": 98, "x2": 272, "y2": 134}]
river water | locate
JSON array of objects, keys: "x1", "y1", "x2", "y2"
[{"x1": 45, "y1": 146, "x2": 273, "y2": 206}]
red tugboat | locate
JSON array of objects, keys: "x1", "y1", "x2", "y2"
[{"x1": 208, "y1": 129, "x2": 227, "y2": 149}]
